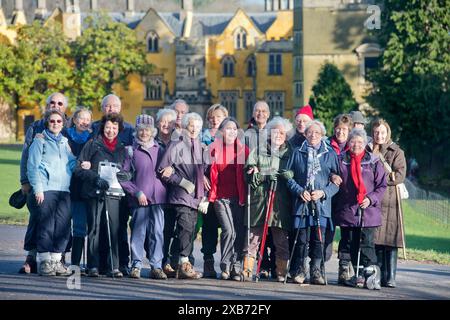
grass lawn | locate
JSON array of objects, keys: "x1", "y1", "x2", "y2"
[{"x1": 1, "y1": 145, "x2": 449, "y2": 264}]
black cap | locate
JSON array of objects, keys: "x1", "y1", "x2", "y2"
[{"x1": 9, "y1": 189, "x2": 27, "y2": 209}]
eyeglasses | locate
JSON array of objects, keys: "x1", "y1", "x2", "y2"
[
  {"x1": 49, "y1": 119, "x2": 63, "y2": 124},
  {"x1": 50, "y1": 101, "x2": 64, "y2": 107}
]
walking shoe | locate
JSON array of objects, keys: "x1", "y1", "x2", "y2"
[
  {"x1": 19, "y1": 255, "x2": 37, "y2": 274},
  {"x1": 203, "y1": 259, "x2": 217, "y2": 279},
  {"x1": 344, "y1": 275, "x2": 365, "y2": 288},
  {"x1": 258, "y1": 269, "x2": 269, "y2": 279},
  {"x1": 176, "y1": 262, "x2": 202, "y2": 279},
  {"x1": 130, "y1": 267, "x2": 141, "y2": 279},
  {"x1": 150, "y1": 268, "x2": 168, "y2": 280},
  {"x1": 220, "y1": 271, "x2": 230, "y2": 280},
  {"x1": 364, "y1": 265, "x2": 381, "y2": 290},
  {"x1": 119, "y1": 265, "x2": 130, "y2": 276},
  {"x1": 163, "y1": 263, "x2": 177, "y2": 278},
  {"x1": 88, "y1": 268, "x2": 99, "y2": 277},
  {"x1": 230, "y1": 268, "x2": 241, "y2": 282},
  {"x1": 107, "y1": 269, "x2": 123, "y2": 278},
  {"x1": 338, "y1": 261, "x2": 354, "y2": 285},
  {"x1": 54, "y1": 261, "x2": 71, "y2": 276},
  {"x1": 39, "y1": 260, "x2": 56, "y2": 276},
  {"x1": 293, "y1": 267, "x2": 308, "y2": 284},
  {"x1": 310, "y1": 265, "x2": 326, "y2": 285}
]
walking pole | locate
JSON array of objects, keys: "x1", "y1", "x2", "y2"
[
  {"x1": 255, "y1": 180, "x2": 277, "y2": 282},
  {"x1": 311, "y1": 197, "x2": 327, "y2": 285},
  {"x1": 283, "y1": 219, "x2": 302, "y2": 285},
  {"x1": 355, "y1": 207, "x2": 364, "y2": 286},
  {"x1": 395, "y1": 184, "x2": 407, "y2": 260},
  {"x1": 104, "y1": 195, "x2": 115, "y2": 279}
]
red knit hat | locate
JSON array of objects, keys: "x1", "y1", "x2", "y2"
[{"x1": 295, "y1": 104, "x2": 314, "y2": 120}]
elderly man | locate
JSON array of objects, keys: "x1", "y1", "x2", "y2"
[
  {"x1": 289, "y1": 104, "x2": 314, "y2": 150},
  {"x1": 169, "y1": 99, "x2": 189, "y2": 130},
  {"x1": 91, "y1": 94, "x2": 134, "y2": 275},
  {"x1": 18, "y1": 92, "x2": 69, "y2": 274}
]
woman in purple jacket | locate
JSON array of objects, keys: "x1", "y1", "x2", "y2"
[
  {"x1": 333, "y1": 128, "x2": 387, "y2": 290},
  {"x1": 120, "y1": 114, "x2": 167, "y2": 279}
]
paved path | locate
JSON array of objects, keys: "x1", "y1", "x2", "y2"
[{"x1": 0, "y1": 225, "x2": 449, "y2": 300}]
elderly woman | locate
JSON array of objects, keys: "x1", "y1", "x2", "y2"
[
  {"x1": 368, "y1": 119, "x2": 407, "y2": 288},
  {"x1": 27, "y1": 110, "x2": 76, "y2": 276},
  {"x1": 286, "y1": 120, "x2": 339, "y2": 285},
  {"x1": 241, "y1": 116, "x2": 293, "y2": 282},
  {"x1": 334, "y1": 128, "x2": 387, "y2": 290},
  {"x1": 328, "y1": 114, "x2": 353, "y2": 156},
  {"x1": 155, "y1": 108, "x2": 177, "y2": 148},
  {"x1": 67, "y1": 108, "x2": 93, "y2": 270},
  {"x1": 208, "y1": 117, "x2": 248, "y2": 281},
  {"x1": 158, "y1": 112, "x2": 207, "y2": 280},
  {"x1": 289, "y1": 104, "x2": 314, "y2": 150},
  {"x1": 120, "y1": 114, "x2": 168, "y2": 280},
  {"x1": 75, "y1": 113, "x2": 128, "y2": 278}
]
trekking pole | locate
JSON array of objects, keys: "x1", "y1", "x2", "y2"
[
  {"x1": 104, "y1": 195, "x2": 115, "y2": 279},
  {"x1": 311, "y1": 197, "x2": 327, "y2": 285},
  {"x1": 283, "y1": 206, "x2": 304, "y2": 285},
  {"x1": 255, "y1": 180, "x2": 277, "y2": 282},
  {"x1": 355, "y1": 207, "x2": 364, "y2": 283}
]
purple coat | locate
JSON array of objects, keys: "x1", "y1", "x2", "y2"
[
  {"x1": 120, "y1": 142, "x2": 167, "y2": 208},
  {"x1": 333, "y1": 151, "x2": 387, "y2": 228}
]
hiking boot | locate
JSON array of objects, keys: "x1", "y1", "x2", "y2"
[
  {"x1": 176, "y1": 262, "x2": 202, "y2": 279},
  {"x1": 130, "y1": 267, "x2": 141, "y2": 279},
  {"x1": 54, "y1": 261, "x2": 71, "y2": 276},
  {"x1": 163, "y1": 263, "x2": 177, "y2": 278},
  {"x1": 220, "y1": 271, "x2": 230, "y2": 280},
  {"x1": 119, "y1": 265, "x2": 130, "y2": 277},
  {"x1": 203, "y1": 259, "x2": 217, "y2": 279},
  {"x1": 39, "y1": 260, "x2": 56, "y2": 276},
  {"x1": 150, "y1": 268, "x2": 167, "y2": 280},
  {"x1": 230, "y1": 267, "x2": 241, "y2": 282},
  {"x1": 344, "y1": 275, "x2": 365, "y2": 288},
  {"x1": 338, "y1": 260, "x2": 354, "y2": 285},
  {"x1": 107, "y1": 269, "x2": 123, "y2": 278},
  {"x1": 88, "y1": 268, "x2": 99, "y2": 277},
  {"x1": 310, "y1": 265, "x2": 326, "y2": 285},
  {"x1": 258, "y1": 269, "x2": 269, "y2": 279},
  {"x1": 19, "y1": 255, "x2": 37, "y2": 274},
  {"x1": 293, "y1": 266, "x2": 308, "y2": 284},
  {"x1": 364, "y1": 265, "x2": 381, "y2": 290}
]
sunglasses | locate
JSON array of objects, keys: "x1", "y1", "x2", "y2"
[
  {"x1": 50, "y1": 101, "x2": 64, "y2": 107},
  {"x1": 49, "y1": 119, "x2": 63, "y2": 124}
]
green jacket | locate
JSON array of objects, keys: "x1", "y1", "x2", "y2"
[{"x1": 245, "y1": 142, "x2": 293, "y2": 230}]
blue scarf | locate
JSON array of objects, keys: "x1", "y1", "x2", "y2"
[
  {"x1": 67, "y1": 127, "x2": 90, "y2": 144},
  {"x1": 306, "y1": 141, "x2": 322, "y2": 189},
  {"x1": 45, "y1": 129, "x2": 62, "y2": 143}
]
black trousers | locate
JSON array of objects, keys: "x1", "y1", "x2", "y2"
[
  {"x1": 35, "y1": 191, "x2": 71, "y2": 253},
  {"x1": 24, "y1": 192, "x2": 40, "y2": 251},
  {"x1": 293, "y1": 226, "x2": 326, "y2": 264},
  {"x1": 162, "y1": 205, "x2": 179, "y2": 266},
  {"x1": 174, "y1": 205, "x2": 198, "y2": 259},
  {"x1": 118, "y1": 197, "x2": 130, "y2": 267},
  {"x1": 87, "y1": 196, "x2": 120, "y2": 270},
  {"x1": 338, "y1": 226, "x2": 377, "y2": 268},
  {"x1": 201, "y1": 203, "x2": 219, "y2": 260}
]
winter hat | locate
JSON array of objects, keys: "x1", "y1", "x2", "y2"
[
  {"x1": 295, "y1": 104, "x2": 314, "y2": 120},
  {"x1": 350, "y1": 111, "x2": 367, "y2": 125},
  {"x1": 135, "y1": 114, "x2": 154, "y2": 129},
  {"x1": 9, "y1": 189, "x2": 27, "y2": 209}
]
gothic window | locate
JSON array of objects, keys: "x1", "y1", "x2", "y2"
[
  {"x1": 144, "y1": 76, "x2": 162, "y2": 100},
  {"x1": 222, "y1": 55, "x2": 235, "y2": 77},
  {"x1": 234, "y1": 28, "x2": 247, "y2": 50},
  {"x1": 268, "y1": 53, "x2": 282, "y2": 75},
  {"x1": 219, "y1": 91, "x2": 238, "y2": 118},
  {"x1": 244, "y1": 91, "x2": 256, "y2": 122},
  {"x1": 246, "y1": 55, "x2": 256, "y2": 77},
  {"x1": 355, "y1": 43, "x2": 382, "y2": 84},
  {"x1": 265, "y1": 91, "x2": 285, "y2": 117},
  {"x1": 147, "y1": 31, "x2": 159, "y2": 53}
]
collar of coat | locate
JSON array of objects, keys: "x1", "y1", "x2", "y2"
[
  {"x1": 93, "y1": 134, "x2": 125, "y2": 153},
  {"x1": 298, "y1": 139, "x2": 330, "y2": 157},
  {"x1": 341, "y1": 150, "x2": 379, "y2": 165}
]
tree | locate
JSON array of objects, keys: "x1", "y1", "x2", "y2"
[
  {"x1": 0, "y1": 21, "x2": 73, "y2": 114},
  {"x1": 72, "y1": 14, "x2": 152, "y2": 109},
  {"x1": 367, "y1": 0, "x2": 450, "y2": 180},
  {"x1": 309, "y1": 63, "x2": 358, "y2": 133}
]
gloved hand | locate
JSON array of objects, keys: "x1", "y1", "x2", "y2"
[
  {"x1": 269, "y1": 174, "x2": 278, "y2": 182},
  {"x1": 116, "y1": 170, "x2": 131, "y2": 182},
  {"x1": 179, "y1": 178, "x2": 195, "y2": 194},
  {"x1": 95, "y1": 177, "x2": 110, "y2": 191}
]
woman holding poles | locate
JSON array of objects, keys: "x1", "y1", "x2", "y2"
[
  {"x1": 241, "y1": 117, "x2": 293, "y2": 282},
  {"x1": 121, "y1": 114, "x2": 168, "y2": 279},
  {"x1": 334, "y1": 128, "x2": 387, "y2": 289},
  {"x1": 208, "y1": 117, "x2": 248, "y2": 281},
  {"x1": 368, "y1": 118, "x2": 407, "y2": 287},
  {"x1": 75, "y1": 113, "x2": 128, "y2": 278},
  {"x1": 27, "y1": 110, "x2": 76, "y2": 276},
  {"x1": 286, "y1": 120, "x2": 339, "y2": 285}
]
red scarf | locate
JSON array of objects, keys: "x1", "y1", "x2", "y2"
[
  {"x1": 350, "y1": 150, "x2": 367, "y2": 205},
  {"x1": 331, "y1": 136, "x2": 349, "y2": 155},
  {"x1": 103, "y1": 135, "x2": 118, "y2": 152}
]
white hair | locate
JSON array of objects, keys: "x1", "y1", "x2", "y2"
[
  {"x1": 348, "y1": 128, "x2": 368, "y2": 145},
  {"x1": 156, "y1": 108, "x2": 177, "y2": 123},
  {"x1": 252, "y1": 100, "x2": 270, "y2": 114},
  {"x1": 305, "y1": 120, "x2": 327, "y2": 136},
  {"x1": 266, "y1": 116, "x2": 294, "y2": 139},
  {"x1": 181, "y1": 112, "x2": 203, "y2": 129},
  {"x1": 46, "y1": 92, "x2": 68, "y2": 108},
  {"x1": 101, "y1": 94, "x2": 121, "y2": 110},
  {"x1": 169, "y1": 99, "x2": 189, "y2": 112}
]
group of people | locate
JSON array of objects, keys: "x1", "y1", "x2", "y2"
[{"x1": 17, "y1": 92, "x2": 407, "y2": 290}]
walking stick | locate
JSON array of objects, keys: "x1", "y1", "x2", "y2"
[
  {"x1": 104, "y1": 195, "x2": 115, "y2": 279},
  {"x1": 355, "y1": 207, "x2": 364, "y2": 284},
  {"x1": 395, "y1": 184, "x2": 407, "y2": 260},
  {"x1": 283, "y1": 207, "x2": 304, "y2": 284},
  {"x1": 311, "y1": 197, "x2": 327, "y2": 285},
  {"x1": 255, "y1": 180, "x2": 277, "y2": 282}
]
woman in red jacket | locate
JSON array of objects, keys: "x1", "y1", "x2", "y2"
[{"x1": 208, "y1": 117, "x2": 249, "y2": 281}]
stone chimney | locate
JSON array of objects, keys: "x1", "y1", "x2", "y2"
[
  {"x1": 35, "y1": 0, "x2": 48, "y2": 20},
  {"x1": 125, "y1": 0, "x2": 135, "y2": 18},
  {"x1": 11, "y1": 0, "x2": 27, "y2": 26},
  {"x1": 181, "y1": 0, "x2": 193, "y2": 38}
]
